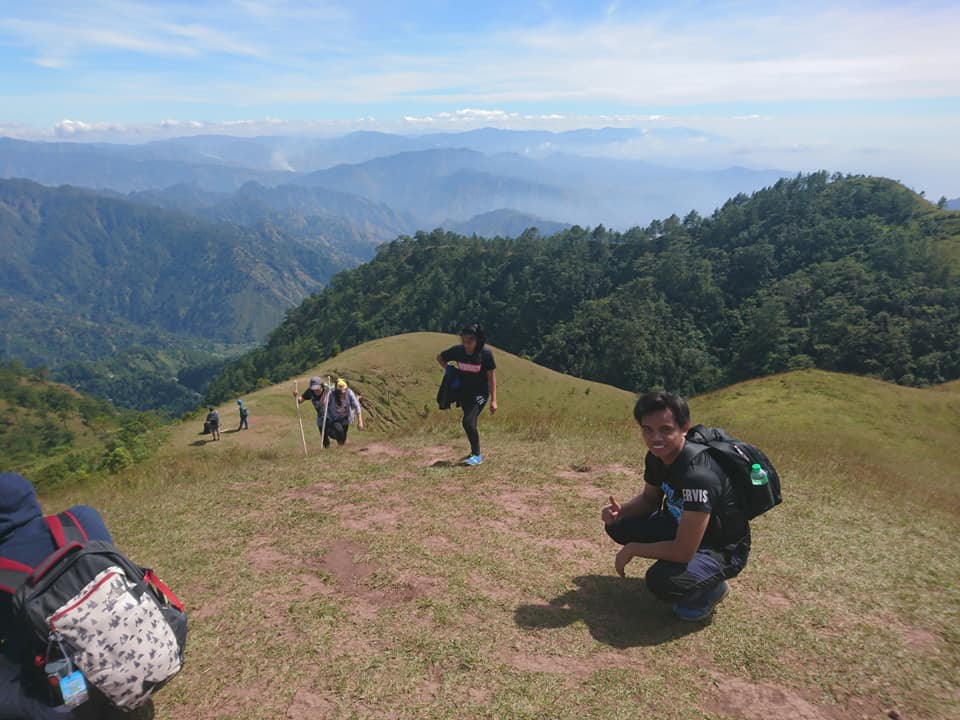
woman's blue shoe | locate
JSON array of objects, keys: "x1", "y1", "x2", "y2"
[
  {"x1": 463, "y1": 454, "x2": 483, "y2": 466},
  {"x1": 673, "y1": 581, "x2": 729, "y2": 622}
]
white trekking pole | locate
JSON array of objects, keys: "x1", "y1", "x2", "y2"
[
  {"x1": 319, "y1": 376, "x2": 331, "y2": 451},
  {"x1": 294, "y1": 380, "x2": 308, "y2": 457}
]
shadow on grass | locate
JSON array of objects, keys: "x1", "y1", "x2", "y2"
[
  {"x1": 514, "y1": 575, "x2": 705, "y2": 648},
  {"x1": 189, "y1": 439, "x2": 212, "y2": 446},
  {"x1": 430, "y1": 458, "x2": 471, "y2": 467}
]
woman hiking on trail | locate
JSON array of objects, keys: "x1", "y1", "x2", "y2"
[
  {"x1": 296, "y1": 377, "x2": 364, "y2": 448},
  {"x1": 436, "y1": 323, "x2": 497, "y2": 466}
]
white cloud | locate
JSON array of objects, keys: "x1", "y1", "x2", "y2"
[
  {"x1": 0, "y1": 5, "x2": 264, "y2": 68},
  {"x1": 32, "y1": 56, "x2": 69, "y2": 69},
  {"x1": 54, "y1": 119, "x2": 125, "y2": 137}
]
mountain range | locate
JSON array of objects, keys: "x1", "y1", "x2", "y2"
[
  {"x1": 1, "y1": 129, "x2": 786, "y2": 229},
  {"x1": 1, "y1": 126, "x2": 798, "y2": 413}
]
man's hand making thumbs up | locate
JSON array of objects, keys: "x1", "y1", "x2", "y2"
[{"x1": 601, "y1": 496, "x2": 621, "y2": 525}]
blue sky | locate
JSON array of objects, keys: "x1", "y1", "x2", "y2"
[{"x1": 1, "y1": 0, "x2": 958, "y2": 195}]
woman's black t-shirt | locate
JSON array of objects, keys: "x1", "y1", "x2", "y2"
[{"x1": 440, "y1": 345, "x2": 496, "y2": 398}]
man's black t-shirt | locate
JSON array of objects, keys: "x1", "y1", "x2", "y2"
[
  {"x1": 644, "y1": 443, "x2": 749, "y2": 551},
  {"x1": 440, "y1": 345, "x2": 496, "y2": 398}
]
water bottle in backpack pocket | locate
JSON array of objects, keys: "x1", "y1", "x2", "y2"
[{"x1": 686, "y1": 424, "x2": 782, "y2": 519}]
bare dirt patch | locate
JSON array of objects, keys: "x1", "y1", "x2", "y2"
[
  {"x1": 283, "y1": 483, "x2": 338, "y2": 511},
  {"x1": 205, "y1": 686, "x2": 274, "y2": 720},
  {"x1": 480, "y1": 517, "x2": 598, "y2": 556},
  {"x1": 704, "y1": 672, "x2": 888, "y2": 720},
  {"x1": 318, "y1": 539, "x2": 376, "y2": 589},
  {"x1": 192, "y1": 597, "x2": 229, "y2": 621},
  {"x1": 422, "y1": 534, "x2": 455, "y2": 552},
  {"x1": 357, "y1": 441, "x2": 407, "y2": 458},
  {"x1": 417, "y1": 444, "x2": 459, "y2": 466},
  {"x1": 706, "y1": 674, "x2": 831, "y2": 720},
  {"x1": 490, "y1": 488, "x2": 541, "y2": 517},
  {"x1": 286, "y1": 688, "x2": 337, "y2": 719},
  {"x1": 251, "y1": 587, "x2": 300, "y2": 644},
  {"x1": 338, "y1": 503, "x2": 408, "y2": 532},
  {"x1": 467, "y1": 569, "x2": 523, "y2": 604},
  {"x1": 498, "y1": 648, "x2": 628, "y2": 681},
  {"x1": 246, "y1": 542, "x2": 293, "y2": 573},
  {"x1": 417, "y1": 665, "x2": 444, "y2": 702},
  {"x1": 763, "y1": 590, "x2": 793, "y2": 610},
  {"x1": 293, "y1": 572, "x2": 333, "y2": 598},
  {"x1": 876, "y1": 615, "x2": 943, "y2": 654}
]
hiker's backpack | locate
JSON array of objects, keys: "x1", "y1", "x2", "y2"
[
  {"x1": 0, "y1": 512, "x2": 187, "y2": 711},
  {"x1": 686, "y1": 424, "x2": 782, "y2": 519}
]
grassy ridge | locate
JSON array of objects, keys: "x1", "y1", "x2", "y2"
[
  {"x1": 41, "y1": 334, "x2": 959, "y2": 719},
  {"x1": 0, "y1": 362, "x2": 163, "y2": 488}
]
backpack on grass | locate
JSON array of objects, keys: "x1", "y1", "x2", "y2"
[
  {"x1": 686, "y1": 425, "x2": 783, "y2": 519},
  {"x1": 0, "y1": 512, "x2": 187, "y2": 711}
]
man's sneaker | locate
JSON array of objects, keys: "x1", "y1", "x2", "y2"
[
  {"x1": 463, "y1": 454, "x2": 483, "y2": 466},
  {"x1": 673, "y1": 581, "x2": 730, "y2": 622}
]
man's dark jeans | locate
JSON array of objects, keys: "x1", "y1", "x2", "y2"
[{"x1": 605, "y1": 511, "x2": 749, "y2": 604}]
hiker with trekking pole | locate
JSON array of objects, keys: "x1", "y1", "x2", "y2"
[
  {"x1": 436, "y1": 323, "x2": 497, "y2": 466},
  {"x1": 295, "y1": 376, "x2": 364, "y2": 449}
]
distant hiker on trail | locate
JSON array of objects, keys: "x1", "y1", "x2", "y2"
[
  {"x1": 436, "y1": 323, "x2": 497, "y2": 466},
  {"x1": 601, "y1": 392, "x2": 752, "y2": 622},
  {"x1": 0, "y1": 473, "x2": 177, "y2": 719},
  {"x1": 296, "y1": 377, "x2": 363, "y2": 448},
  {"x1": 205, "y1": 407, "x2": 221, "y2": 441},
  {"x1": 237, "y1": 399, "x2": 249, "y2": 431}
]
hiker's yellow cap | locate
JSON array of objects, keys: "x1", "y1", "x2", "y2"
[{"x1": 336, "y1": 378, "x2": 348, "y2": 390}]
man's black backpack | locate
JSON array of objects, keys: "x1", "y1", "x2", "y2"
[{"x1": 686, "y1": 425, "x2": 782, "y2": 519}]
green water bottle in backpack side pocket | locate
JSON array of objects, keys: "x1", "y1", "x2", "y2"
[{"x1": 750, "y1": 463, "x2": 769, "y2": 486}]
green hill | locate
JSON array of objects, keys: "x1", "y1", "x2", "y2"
[
  {"x1": 208, "y1": 173, "x2": 960, "y2": 404},
  {"x1": 39, "y1": 334, "x2": 959, "y2": 719},
  {"x1": 0, "y1": 361, "x2": 162, "y2": 489}
]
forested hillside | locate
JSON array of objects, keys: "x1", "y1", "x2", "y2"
[
  {"x1": 0, "y1": 178, "x2": 362, "y2": 366},
  {"x1": 129, "y1": 181, "x2": 416, "y2": 262},
  {"x1": 208, "y1": 173, "x2": 960, "y2": 401},
  {"x1": 0, "y1": 361, "x2": 162, "y2": 490}
]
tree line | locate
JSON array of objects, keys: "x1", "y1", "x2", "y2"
[{"x1": 206, "y1": 173, "x2": 960, "y2": 402}]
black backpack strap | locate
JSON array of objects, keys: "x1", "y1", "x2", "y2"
[
  {"x1": 0, "y1": 557, "x2": 34, "y2": 595},
  {"x1": 45, "y1": 511, "x2": 89, "y2": 548}
]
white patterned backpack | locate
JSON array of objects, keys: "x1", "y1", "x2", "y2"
[{"x1": 0, "y1": 512, "x2": 187, "y2": 711}]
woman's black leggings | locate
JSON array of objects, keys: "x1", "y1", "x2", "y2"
[{"x1": 462, "y1": 396, "x2": 486, "y2": 455}]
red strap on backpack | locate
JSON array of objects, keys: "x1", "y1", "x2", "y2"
[
  {"x1": 143, "y1": 569, "x2": 186, "y2": 612},
  {"x1": 45, "y1": 512, "x2": 88, "y2": 548},
  {"x1": 0, "y1": 512, "x2": 90, "y2": 594},
  {"x1": 0, "y1": 557, "x2": 35, "y2": 594}
]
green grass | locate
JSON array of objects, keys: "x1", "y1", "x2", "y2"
[{"x1": 41, "y1": 334, "x2": 960, "y2": 719}]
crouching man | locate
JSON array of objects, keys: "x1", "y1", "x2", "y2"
[{"x1": 603, "y1": 392, "x2": 750, "y2": 621}]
